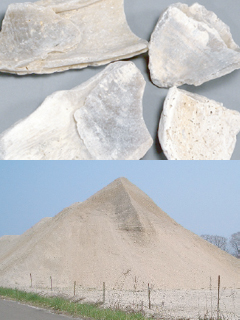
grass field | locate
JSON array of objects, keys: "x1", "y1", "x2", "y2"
[{"x1": 0, "y1": 287, "x2": 148, "y2": 320}]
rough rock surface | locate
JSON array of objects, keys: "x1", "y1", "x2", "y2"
[
  {"x1": 0, "y1": 0, "x2": 148, "y2": 74},
  {"x1": 0, "y1": 178, "x2": 239, "y2": 291},
  {"x1": 0, "y1": 61, "x2": 152, "y2": 160},
  {"x1": 35, "y1": 0, "x2": 101, "y2": 13},
  {"x1": 74, "y1": 62, "x2": 153, "y2": 160},
  {"x1": 158, "y1": 87, "x2": 240, "y2": 160},
  {"x1": 149, "y1": 2, "x2": 240, "y2": 87},
  {"x1": 0, "y1": 3, "x2": 81, "y2": 69}
]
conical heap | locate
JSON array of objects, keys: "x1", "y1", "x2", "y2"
[{"x1": 0, "y1": 178, "x2": 239, "y2": 290}]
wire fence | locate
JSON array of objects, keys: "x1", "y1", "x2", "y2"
[{"x1": 12, "y1": 274, "x2": 239, "y2": 320}]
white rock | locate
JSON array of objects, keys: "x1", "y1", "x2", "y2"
[
  {"x1": 0, "y1": 0, "x2": 148, "y2": 74},
  {"x1": 159, "y1": 87, "x2": 240, "y2": 160},
  {"x1": 0, "y1": 61, "x2": 152, "y2": 160},
  {"x1": 149, "y1": 3, "x2": 240, "y2": 87},
  {"x1": 0, "y1": 84, "x2": 94, "y2": 160},
  {"x1": 0, "y1": 3, "x2": 81, "y2": 69},
  {"x1": 74, "y1": 62, "x2": 153, "y2": 160},
  {"x1": 35, "y1": 0, "x2": 101, "y2": 13}
]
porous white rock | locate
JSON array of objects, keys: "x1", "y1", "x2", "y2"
[
  {"x1": 149, "y1": 2, "x2": 240, "y2": 87},
  {"x1": 159, "y1": 87, "x2": 240, "y2": 160},
  {"x1": 0, "y1": 0, "x2": 148, "y2": 74},
  {"x1": 0, "y1": 61, "x2": 152, "y2": 160}
]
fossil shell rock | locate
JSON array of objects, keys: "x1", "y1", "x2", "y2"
[
  {"x1": 149, "y1": 3, "x2": 240, "y2": 87},
  {"x1": 159, "y1": 87, "x2": 240, "y2": 160},
  {"x1": 0, "y1": 0, "x2": 148, "y2": 74},
  {"x1": 0, "y1": 61, "x2": 152, "y2": 160}
]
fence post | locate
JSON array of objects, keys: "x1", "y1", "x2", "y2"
[
  {"x1": 30, "y1": 273, "x2": 32, "y2": 288},
  {"x1": 74, "y1": 281, "x2": 76, "y2": 296},
  {"x1": 103, "y1": 282, "x2": 106, "y2": 304},
  {"x1": 217, "y1": 275, "x2": 220, "y2": 319},
  {"x1": 148, "y1": 283, "x2": 151, "y2": 309},
  {"x1": 210, "y1": 276, "x2": 212, "y2": 319},
  {"x1": 50, "y1": 276, "x2": 52, "y2": 291}
]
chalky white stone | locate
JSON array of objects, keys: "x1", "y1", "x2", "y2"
[
  {"x1": 35, "y1": 0, "x2": 101, "y2": 13},
  {"x1": 0, "y1": 3, "x2": 81, "y2": 69},
  {"x1": 0, "y1": 0, "x2": 148, "y2": 74},
  {"x1": 74, "y1": 62, "x2": 153, "y2": 160},
  {"x1": 149, "y1": 3, "x2": 240, "y2": 87},
  {"x1": 159, "y1": 87, "x2": 240, "y2": 160},
  {"x1": 0, "y1": 61, "x2": 152, "y2": 160}
]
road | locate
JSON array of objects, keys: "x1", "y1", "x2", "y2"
[{"x1": 0, "y1": 298, "x2": 84, "y2": 320}]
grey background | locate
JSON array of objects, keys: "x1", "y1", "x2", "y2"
[{"x1": 0, "y1": 0, "x2": 240, "y2": 160}]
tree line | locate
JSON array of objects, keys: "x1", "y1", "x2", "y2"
[{"x1": 201, "y1": 232, "x2": 240, "y2": 258}]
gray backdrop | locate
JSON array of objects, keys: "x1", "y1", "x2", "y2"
[{"x1": 0, "y1": 0, "x2": 240, "y2": 160}]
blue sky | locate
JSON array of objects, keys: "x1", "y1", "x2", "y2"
[{"x1": 0, "y1": 161, "x2": 239, "y2": 239}]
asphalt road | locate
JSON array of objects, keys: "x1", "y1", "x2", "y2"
[{"x1": 0, "y1": 298, "x2": 83, "y2": 320}]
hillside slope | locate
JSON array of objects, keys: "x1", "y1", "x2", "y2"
[{"x1": 0, "y1": 178, "x2": 239, "y2": 290}]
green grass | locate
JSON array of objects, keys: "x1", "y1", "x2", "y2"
[{"x1": 0, "y1": 287, "x2": 147, "y2": 320}]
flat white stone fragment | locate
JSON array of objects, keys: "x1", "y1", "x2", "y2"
[
  {"x1": 74, "y1": 62, "x2": 153, "y2": 160},
  {"x1": 149, "y1": 2, "x2": 240, "y2": 87},
  {"x1": 0, "y1": 61, "x2": 152, "y2": 160},
  {"x1": 159, "y1": 87, "x2": 240, "y2": 160},
  {"x1": 35, "y1": 0, "x2": 101, "y2": 13},
  {"x1": 0, "y1": 3, "x2": 81, "y2": 69},
  {"x1": 0, "y1": 85, "x2": 94, "y2": 160},
  {"x1": 0, "y1": 0, "x2": 148, "y2": 74}
]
